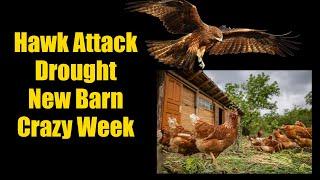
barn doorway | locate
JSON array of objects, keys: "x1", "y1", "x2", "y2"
[
  {"x1": 218, "y1": 108, "x2": 224, "y2": 125},
  {"x1": 162, "y1": 74, "x2": 182, "y2": 129}
]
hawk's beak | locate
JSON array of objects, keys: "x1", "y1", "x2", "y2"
[{"x1": 215, "y1": 37, "x2": 223, "y2": 42}]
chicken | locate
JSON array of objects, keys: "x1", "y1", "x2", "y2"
[
  {"x1": 294, "y1": 121, "x2": 312, "y2": 136},
  {"x1": 248, "y1": 128, "x2": 264, "y2": 145},
  {"x1": 250, "y1": 121, "x2": 312, "y2": 153},
  {"x1": 294, "y1": 137, "x2": 312, "y2": 147},
  {"x1": 295, "y1": 121, "x2": 306, "y2": 127},
  {"x1": 281, "y1": 123, "x2": 312, "y2": 139},
  {"x1": 249, "y1": 137, "x2": 264, "y2": 146},
  {"x1": 250, "y1": 135, "x2": 283, "y2": 153},
  {"x1": 273, "y1": 129, "x2": 299, "y2": 149},
  {"x1": 169, "y1": 135, "x2": 199, "y2": 155},
  {"x1": 159, "y1": 117, "x2": 187, "y2": 146},
  {"x1": 262, "y1": 136, "x2": 283, "y2": 152},
  {"x1": 190, "y1": 111, "x2": 239, "y2": 160},
  {"x1": 254, "y1": 145, "x2": 276, "y2": 153},
  {"x1": 159, "y1": 128, "x2": 171, "y2": 146},
  {"x1": 280, "y1": 121, "x2": 312, "y2": 148},
  {"x1": 160, "y1": 117, "x2": 199, "y2": 155}
]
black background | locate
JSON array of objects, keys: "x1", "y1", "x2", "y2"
[{"x1": 0, "y1": 0, "x2": 318, "y2": 178}]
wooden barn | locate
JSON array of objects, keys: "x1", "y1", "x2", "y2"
[{"x1": 157, "y1": 70, "x2": 243, "y2": 131}]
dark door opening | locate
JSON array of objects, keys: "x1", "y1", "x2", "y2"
[{"x1": 218, "y1": 108, "x2": 223, "y2": 125}]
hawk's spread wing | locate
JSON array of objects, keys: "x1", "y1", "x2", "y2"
[
  {"x1": 209, "y1": 28, "x2": 300, "y2": 56},
  {"x1": 126, "y1": 0, "x2": 206, "y2": 34}
]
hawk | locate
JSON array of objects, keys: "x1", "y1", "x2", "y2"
[{"x1": 127, "y1": 0, "x2": 299, "y2": 70}]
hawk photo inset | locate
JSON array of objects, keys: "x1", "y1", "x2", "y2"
[{"x1": 127, "y1": 0, "x2": 300, "y2": 70}]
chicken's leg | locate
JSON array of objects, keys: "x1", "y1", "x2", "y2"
[{"x1": 210, "y1": 152, "x2": 221, "y2": 171}]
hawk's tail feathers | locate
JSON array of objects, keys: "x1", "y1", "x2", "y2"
[{"x1": 146, "y1": 38, "x2": 196, "y2": 70}]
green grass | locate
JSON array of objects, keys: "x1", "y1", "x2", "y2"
[{"x1": 159, "y1": 137, "x2": 312, "y2": 174}]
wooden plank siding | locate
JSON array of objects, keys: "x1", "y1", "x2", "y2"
[
  {"x1": 197, "y1": 93, "x2": 214, "y2": 125},
  {"x1": 160, "y1": 71, "x2": 242, "y2": 131},
  {"x1": 161, "y1": 74, "x2": 182, "y2": 129},
  {"x1": 181, "y1": 86, "x2": 196, "y2": 131}
]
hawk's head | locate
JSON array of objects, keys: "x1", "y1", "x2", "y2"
[{"x1": 210, "y1": 26, "x2": 223, "y2": 42}]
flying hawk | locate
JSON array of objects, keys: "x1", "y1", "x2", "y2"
[{"x1": 127, "y1": 0, "x2": 299, "y2": 70}]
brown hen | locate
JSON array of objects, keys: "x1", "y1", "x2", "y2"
[
  {"x1": 273, "y1": 129, "x2": 299, "y2": 149},
  {"x1": 160, "y1": 117, "x2": 199, "y2": 155},
  {"x1": 190, "y1": 112, "x2": 239, "y2": 159},
  {"x1": 281, "y1": 123, "x2": 312, "y2": 139}
]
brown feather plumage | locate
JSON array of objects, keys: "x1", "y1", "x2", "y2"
[
  {"x1": 126, "y1": 0, "x2": 206, "y2": 34},
  {"x1": 128, "y1": 0, "x2": 300, "y2": 70},
  {"x1": 193, "y1": 112, "x2": 239, "y2": 157},
  {"x1": 210, "y1": 29, "x2": 300, "y2": 57}
]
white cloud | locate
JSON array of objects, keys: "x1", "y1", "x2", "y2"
[{"x1": 204, "y1": 70, "x2": 312, "y2": 114}]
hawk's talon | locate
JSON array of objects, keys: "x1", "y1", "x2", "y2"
[{"x1": 198, "y1": 56, "x2": 205, "y2": 69}]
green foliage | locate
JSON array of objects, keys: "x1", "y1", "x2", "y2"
[
  {"x1": 225, "y1": 73, "x2": 312, "y2": 135},
  {"x1": 305, "y1": 91, "x2": 312, "y2": 105},
  {"x1": 245, "y1": 73, "x2": 280, "y2": 109},
  {"x1": 245, "y1": 105, "x2": 312, "y2": 136},
  {"x1": 161, "y1": 152, "x2": 217, "y2": 174},
  {"x1": 183, "y1": 156, "x2": 216, "y2": 174},
  {"x1": 259, "y1": 110, "x2": 280, "y2": 134},
  {"x1": 225, "y1": 73, "x2": 280, "y2": 135},
  {"x1": 278, "y1": 106, "x2": 312, "y2": 127}
]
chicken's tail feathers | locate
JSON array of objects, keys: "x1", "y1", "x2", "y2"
[{"x1": 146, "y1": 34, "x2": 196, "y2": 70}]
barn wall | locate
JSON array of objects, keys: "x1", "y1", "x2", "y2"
[
  {"x1": 160, "y1": 71, "x2": 240, "y2": 131},
  {"x1": 225, "y1": 109, "x2": 230, "y2": 123},
  {"x1": 181, "y1": 86, "x2": 196, "y2": 131},
  {"x1": 197, "y1": 93, "x2": 214, "y2": 124}
]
